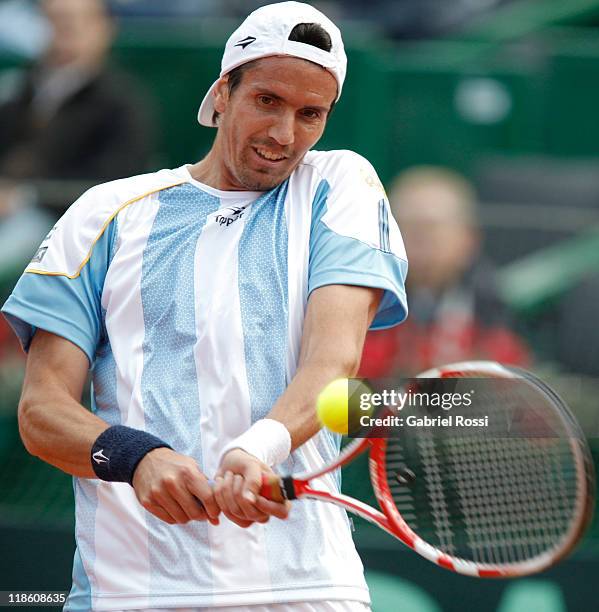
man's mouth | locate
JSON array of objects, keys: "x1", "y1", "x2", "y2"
[{"x1": 253, "y1": 147, "x2": 288, "y2": 162}]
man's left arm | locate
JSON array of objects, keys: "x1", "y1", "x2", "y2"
[{"x1": 214, "y1": 284, "x2": 382, "y2": 527}]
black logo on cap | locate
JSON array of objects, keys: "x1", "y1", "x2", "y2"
[{"x1": 234, "y1": 36, "x2": 257, "y2": 50}]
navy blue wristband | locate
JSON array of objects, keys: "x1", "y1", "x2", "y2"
[{"x1": 91, "y1": 425, "x2": 172, "y2": 485}]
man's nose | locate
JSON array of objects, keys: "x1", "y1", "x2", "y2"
[{"x1": 268, "y1": 112, "x2": 295, "y2": 146}]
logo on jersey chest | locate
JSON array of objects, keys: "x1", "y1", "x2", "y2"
[{"x1": 215, "y1": 205, "x2": 247, "y2": 227}]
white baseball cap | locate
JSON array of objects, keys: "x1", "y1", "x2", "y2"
[{"x1": 197, "y1": 1, "x2": 347, "y2": 127}]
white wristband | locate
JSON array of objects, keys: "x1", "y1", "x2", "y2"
[{"x1": 219, "y1": 419, "x2": 292, "y2": 467}]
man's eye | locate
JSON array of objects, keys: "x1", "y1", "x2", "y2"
[
  {"x1": 258, "y1": 96, "x2": 274, "y2": 105},
  {"x1": 302, "y1": 109, "x2": 320, "y2": 120}
]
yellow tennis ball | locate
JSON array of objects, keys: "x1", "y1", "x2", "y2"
[
  {"x1": 317, "y1": 378, "x2": 350, "y2": 434},
  {"x1": 316, "y1": 378, "x2": 373, "y2": 435}
]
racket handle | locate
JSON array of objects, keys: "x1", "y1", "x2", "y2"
[{"x1": 260, "y1": 474, "x2": 287, "y2": 503}]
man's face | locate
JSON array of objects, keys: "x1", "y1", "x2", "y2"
[{"x1": 212, "y1": 56, "x2": 338, "y2": 191}]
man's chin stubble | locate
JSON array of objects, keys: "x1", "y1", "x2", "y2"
[{"x1": 238, "y1": 168, "x2": 288, "y2": 192}]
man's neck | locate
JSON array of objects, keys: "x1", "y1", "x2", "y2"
[
  {"x1": 188, "y1": 133, "x2": 243, "y2": 191},
  {"x1": 188, "y1": 150, "x2": 222, "y2": 189}
]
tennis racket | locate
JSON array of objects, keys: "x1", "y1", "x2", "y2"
[{"x1": 260, "y1": 361, "x2": 595, "y2": 577}]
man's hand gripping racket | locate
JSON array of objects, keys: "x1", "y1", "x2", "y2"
[{"x1": 260, "y1": 361, "x2": 595, "y2": 578}]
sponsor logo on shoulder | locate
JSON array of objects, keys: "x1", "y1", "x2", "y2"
[
  {"x1": 360, "y1": 168, "x2": 386, "y2": 196},
  {"x1": 92, "y1": 449, "x2": 109, "y2": 465},
  {"x1": 30, "y1": 246, "x2": 48, "y2": 264},
  {"x1": 44, "y1": 225, "x2": 58, "y2": 241},
  {"x1": 29, "y1": 224, "x2": 58, "y2": 265}
]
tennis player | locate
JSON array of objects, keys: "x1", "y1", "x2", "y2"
[{"x1": 2, "y1": 2, "x2": 408, "y2": 610}]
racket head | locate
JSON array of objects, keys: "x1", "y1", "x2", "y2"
[{"x1": 369, "y1": 361, "x2": 595, "y2": 577}]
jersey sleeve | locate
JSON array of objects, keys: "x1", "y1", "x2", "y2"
[
  {"x1": 1, "y1": 185, "x2": 117, "y2": 364},
  {"x1": 308, "y1": 151, "x2": 408, "y2": 330}
]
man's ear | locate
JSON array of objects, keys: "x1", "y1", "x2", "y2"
[{"x1": 213, "y1": 76, "x2": 230, "y2": 115}]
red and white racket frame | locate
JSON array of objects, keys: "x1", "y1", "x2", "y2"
[{"x1": 260, "y1": 361, "x2": 594, "y2": 578}]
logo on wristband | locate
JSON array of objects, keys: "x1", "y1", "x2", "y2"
[{"x1": 93, "y1": 449, "x2": 109, "y2": 465}]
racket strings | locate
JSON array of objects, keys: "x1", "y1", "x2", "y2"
[
  {"x1": 417, "y1": 432, "x2": 456, "y2": 555},
  {"x1": 447, "y1": 437, "x2": 572, "y2": 564},
  {"x1": 386, "y1": 444, "x2": 419, "y2": 523},
  {"x1": 384, "y1": 378, "x2": 586, "y2": 566}
]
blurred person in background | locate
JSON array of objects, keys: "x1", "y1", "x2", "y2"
[
  {"x1": 0, "y1": 0, "x2": 155, "y2": 363},
  {"x1": 0, "y1": 0, "x2": 155, "y2": 218},
  {"x1": 359, "y1": 166, "x2": 530, "y2": 378}
]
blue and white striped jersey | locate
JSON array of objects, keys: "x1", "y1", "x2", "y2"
[{"x1": 2, "y1": 149, "x2": 408, "y2": 611}]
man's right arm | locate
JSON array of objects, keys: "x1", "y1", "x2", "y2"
[
  {"x1": 19, "y1": 329, "x2": 220, "y2": 525},
  {"x1": 19, "y1": 329, "x2": 105, "y2": 475}
]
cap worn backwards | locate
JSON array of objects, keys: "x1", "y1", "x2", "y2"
[{"x1": 197, "y1": 1, "x2": 347, "y2": 127}]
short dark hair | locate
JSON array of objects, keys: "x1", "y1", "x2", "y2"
[
  {"x1": 212, "y1": 22, "x2": 335, "y2": 125},
  {"x1": 288, "y1": 22, "x2": 332, "y2": 51}
]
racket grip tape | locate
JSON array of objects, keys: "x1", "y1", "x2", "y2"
[{"x1": 260, "y1": 474, "x2": 297, "y2": 501}]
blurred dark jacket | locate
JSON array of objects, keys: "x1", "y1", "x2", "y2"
[{"x1": 0, "y1": 64, "x2": 155, "y2": 212}]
